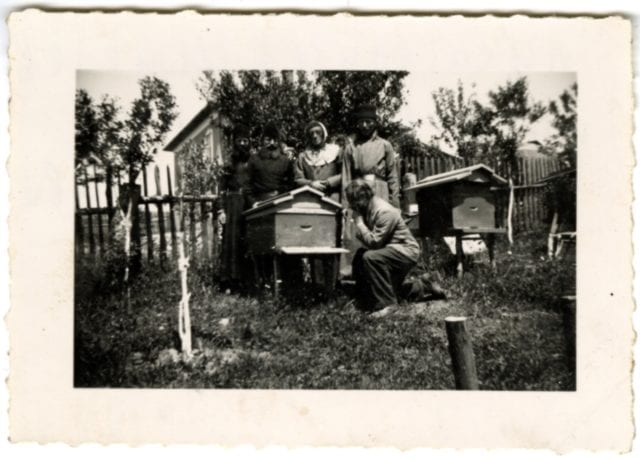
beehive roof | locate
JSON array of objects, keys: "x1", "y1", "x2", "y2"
[
  {"x1": 243, "y1": 185, "x2": 342, "y2": 217},
  {"x1": 405, "y1": 163, "x2": 508, "y2": 191}
]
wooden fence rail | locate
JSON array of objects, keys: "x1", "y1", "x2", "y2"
[
  {"x1": 76, "y1": 156, "x2": 566, "y2": 266},
  {"x1": 75, "y1": 164, "x2": 220, "y2": 264}
]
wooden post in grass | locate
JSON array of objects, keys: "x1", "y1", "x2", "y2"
[
  {"x1": 561, "y1": 295, "x2": 576, "y2": 369},
  {"x1": 445, "y1": 316, "x2": 479, "y2": 390}
]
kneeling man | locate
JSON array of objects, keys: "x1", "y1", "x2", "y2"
[{"x1": 345, "y1": 179, "x2": 420, "y2": 317}]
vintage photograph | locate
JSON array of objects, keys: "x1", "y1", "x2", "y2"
[
  {"x1": 73, "y1": 69, "x2": 577, "y2": 390},
  {"x1": 9, "y1": 11, "x2": 633, "y2": 448}
]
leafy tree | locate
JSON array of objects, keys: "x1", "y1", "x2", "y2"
[
  {"x1": 75, "y1": 89, "x2": 100, "y2": 168},
  {"x1": 120, "y1": 76, "x2": 178, "y2": 184},
  {"x1": 196, "y1": 70, "x2": 410, "y2": 154},
  {"x1": 429, "y1": 77, "x2": 546, "y2": 169},
  {"x1": 75, "y1": 77, "x2": 177, "y2": 185},
  {"x1": 545, "y1": 83, "x2": 577, "y2": 168},
  {"x1": 486, "y1": 78, "x2": 546, "y2": 168},
  {"x1": 179, "y1": 135, "x2": 222, "y2": 197},
  {"x1": 429, "y1": 81, "x2": 493, "y2": 160}
]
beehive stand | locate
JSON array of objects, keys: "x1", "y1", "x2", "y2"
[
  {"x1": 243, "y1": 186, "x2": 347, "y2": 299},
  {"x1": 406, "y1": 164, "x2": 508, "y2": 277}
]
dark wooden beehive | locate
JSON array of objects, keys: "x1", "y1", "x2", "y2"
[
  {"x1": 243, "y1": 186, "x2": 343, "y2": 255},
  {"x1": 406, "y1": 164, "x2": 507, "y2": 237}
]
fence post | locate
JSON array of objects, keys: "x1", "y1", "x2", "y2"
[
  {"x1": 445, "y1": 316, "x2": 479, "y2": 390},
  {"x1": 142, "y1": 168, "x2": 154, "y2": 261},
  {"x1": 154, "y1": 165, "x2": 168, "y2": 263},
  {"x1": 119, "y1": 182, "x2": 142, "y2": 275},
  {"x1": 75, "y1": 180, "x2": 84, "y2": 257},
  {"x1": 166, "y1": 166, "x2": 178, "y2": 258}
]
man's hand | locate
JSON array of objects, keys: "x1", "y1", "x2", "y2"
[{"x1": 310, "y1": 180, "x2": 327, "y2": 191}]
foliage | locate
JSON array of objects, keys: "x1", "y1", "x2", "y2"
[
  {"x1": 75, "y1": 90, "x2": 123, "y2": 176},
  {"x1": 429, "y1": 77, "x2": 546, "y2": 168},
  {"x1": 544, "y1": 83, "x2": 578, "y2": 168},
  {"x1": 429, "y1": 81, "x2": 494, "y2": 160},
  {"x1": 196, "y1": 70, "x2": 410, "y2": 154},
  {"x1": 179, "y1": 135, "x2": 223, "y2": 197},
  {"x1": 74, "y1": 77, "x2": 178, "y2": 184},
  {"x1": 74, "y1": 229, "x2": 574, "y2": 390},
  {"x1": 120, "y1": 77, "x2": 178, "y2": 183}
]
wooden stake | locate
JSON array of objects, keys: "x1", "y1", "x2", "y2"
[
  {"x1": 445, "y1": 316, "x2": 479, "y2": 390},
  {"x1": 561, "y1": 295, "x2": 576, "y2": 369},
  {"x1": 176, "y1": 193, "x2": 192, "y2": 360},
  {"x1": 166, "y1": 166, "x2": 178, "y2": 258}
]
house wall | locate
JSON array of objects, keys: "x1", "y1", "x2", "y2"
[{"x1": 172, "y1": 115, "x2": 226, "y2": 193}]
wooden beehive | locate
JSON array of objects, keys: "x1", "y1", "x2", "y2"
[
  {"x1": 243, "y1": 186, "x2": 343, "y2": 255},
  {"x1": 406, "y1": 164, "x2": 508, "y2": 237}
]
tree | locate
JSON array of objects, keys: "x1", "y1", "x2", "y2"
[
  {"x1": 429, "y1": 77, "x2": 546, "y2": 168},
  {"x1": 196, "y1": 70, "x2": 410, "y2": 154},
  {"x1": 120, "y1": 76, "x2": 178, "y2": 184},
  {"x1": 75, "y1": 89, "x2": 100, "y2": 169},
  {"x1": 429, "y1": 81, "x2": 493, "y2": 160},
  {"x1": 546, "y1": 83, "x2": 577, "y2": 168},
  {"x1": 486, "y1": 78, "x2": 546, "y2": 168}
]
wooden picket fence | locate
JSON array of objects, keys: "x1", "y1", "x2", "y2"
[
  {"x1": 399, "y1": 152, "x2": 565, "y2": 233},
  {"x1": 75, "y1": 164, "x2": 220, "y2": 265},
  {"x1": 76, "y1": 153, "x2": 565, "y2": 269}
]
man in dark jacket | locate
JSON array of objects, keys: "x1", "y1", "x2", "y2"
[{"x1": 247, "y1": 122, "x2": 293, "y2": 206}]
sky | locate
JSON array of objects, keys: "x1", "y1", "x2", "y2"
[{"x1": 77, "y1": 69, "x2": 577, "y2": 160}]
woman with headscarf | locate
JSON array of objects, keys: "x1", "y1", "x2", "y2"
[
  {"x1": 293, "y1": 121, "x2": 345, "y2": 288},
  {"x1": 293, "y1": 121, "x2": 343, "y2": 203},
  {"x1": 219, "y1": 124, "x2": 253, "y2": 291}
]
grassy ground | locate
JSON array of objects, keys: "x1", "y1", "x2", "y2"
[{"x1": 74, "y1": 228, "x2": 575, "y2": 390}]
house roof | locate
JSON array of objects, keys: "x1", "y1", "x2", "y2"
[
  {"x1": 243, "y1": 185, "x2": 342, "y2": 217},
  {"x1": 405, "y1": 163, "x2": 508, "y2": 191},
  {"x1": 164, "y1": 104, "x2": 218, "y2": 152}
]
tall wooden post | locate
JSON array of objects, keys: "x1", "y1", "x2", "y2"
[
  {"x1": 119, "y1": 183, "x2": 141, "y2": 275},
  {"x1": 445, "y1": 316, "x2": 479, "y2": 390}
]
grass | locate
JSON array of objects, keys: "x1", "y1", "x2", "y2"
[{"x1": 74, "y1": 228, "x2": 575, "y2": 390}]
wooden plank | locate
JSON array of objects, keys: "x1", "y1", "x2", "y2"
[
  {"x1": 200, "y1": 200, "x2": 210, "y2": 260},
  {"x1": 154, "y1": 165, "x2": 167, "y2": 262},
  {"x1": 522, "y1": 159, "x2": 530, "y2": 230},
  {"x1": 211, "y1": 204, "x2": 219, "y2": 265},
  {"x1": 105, "y1": 166, "x2": 114, "y2": 230},
  {"x1": 75, "y1": 181, "x2": 84, "y2": 256},
  {"x1": 92, "y1": 165, "x2": 105, "y2": 254},
  {"x1": 83, "y1": 168, "x2": 95, "y2": 256},
  {"x1": 166, "y1": 166, "x2": 178, "y2": 258},
  {"x1": 142, "y1": 168, "x2": 154, "y2": 261},
  {"x1": 536, "y1": 159, "x2": 544, "y2": 223},
  {"x1": 189, "y1": 201, "x2": 197, "y2": 257}
]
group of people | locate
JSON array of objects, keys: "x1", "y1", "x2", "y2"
[{"x1": 218, "y1": 104, "x2": 444, "y2": 317}]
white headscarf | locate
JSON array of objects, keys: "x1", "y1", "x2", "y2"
[{"x1": 303, "y1": 121, "x2": 340, "y2": 166}]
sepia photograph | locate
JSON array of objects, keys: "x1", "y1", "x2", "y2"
[
  {"x1": 7, "y1": 11, "x2": 633, "y2": 449},
  {"x1": 74, "y1": 69, "x2": 577, "y2": 390}
]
